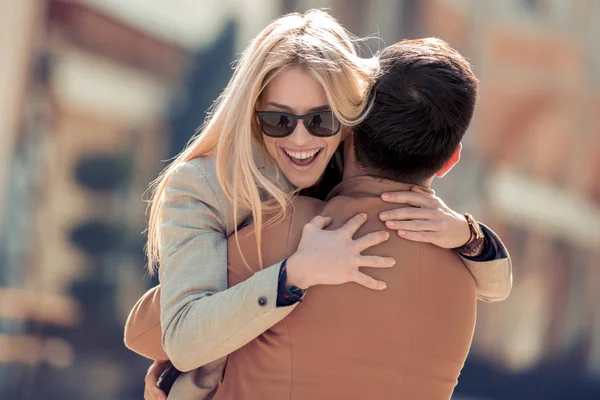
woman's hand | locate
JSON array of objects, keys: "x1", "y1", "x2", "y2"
[
  {"x1": 286, "y1": 213, "x2": 396, "y2": 291},
  {"x1": 379, "y1": 186, "x2": 470, "y2": 249},
  {"x1": 144, "y1": 361, "x2": 169, "y2": 400}
]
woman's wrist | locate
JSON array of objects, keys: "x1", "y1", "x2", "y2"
[
  {"x1": 285, "y1": 254, "x2": 312, "y2": 290},
  {"x1": 453, "y1": 214, "x2": 486, "y2": 256}
]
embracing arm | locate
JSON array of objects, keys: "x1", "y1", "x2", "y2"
[
  {"x1": 123, "y1": 270, "x2": 302, "y2": 361},
  {"x1": 123, "y1": 273, "x2": 304, "y2": 361},
  {"x1": 459, "y1": 223, "x2": 512, "y2": 302},
  {"x1": 157, "y1": 160, "x2": 298, "y2": 372},
  {"x1": 379, "y1": 187, "x2": 512, "y2": 303}
]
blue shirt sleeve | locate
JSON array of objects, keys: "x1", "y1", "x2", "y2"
[{"x1": 276, "y1": 259, "x2": 306, "y2": 308}]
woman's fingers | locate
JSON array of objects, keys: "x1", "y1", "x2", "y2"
[
  {"x1": 411, "y1": 185, "x2": 435, "y2": 196},
  {"x1": 385, "y1": 220, "x2": 440, "y2": 232},
  {"x1": 357, "y1": 255, "x2": 396, "y2": 268},
  {"x1": 379, "y1": 207, "x2": 439, "y2": 222},
  {"x1": 144, "y1": 385, "x2": 166, "y2": 400},
  {"x1": 352, "y1": 271, "x2": 387, "y2": 290},
  {"x1": 145, "y1": 386, "x2": 166, "y2": 400},
  {"x1": 381, "y1": 191, "x2": 439, "y2": 208},
  {"x1": 306, "y1": 215, "x2": 332, "y2": 230},
  {"x1": 339, "y1": 213, "x2": 368, "y2": 237},
  {"x1": 150, "y1": 386, "x2": 167, "y2": 400},
  {"x1": 353, "y1": 230, "x2": 390, "y2": 252},
  {"x1": 396, "y1": 229, "x2": 435, "y2": 243},
  {"x1": 145, "y1": 361, "x2": 168, "y2": 400}
]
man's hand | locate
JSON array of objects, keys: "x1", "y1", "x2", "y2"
[{"x1": 144, "y1": 361, "x2": 170, "y2": 400}]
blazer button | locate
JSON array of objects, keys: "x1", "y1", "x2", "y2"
[{"x1": 258, "y1": 296, "x2": 268, "y2": 307}]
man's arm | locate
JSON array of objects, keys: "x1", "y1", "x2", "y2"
[{"x1": 124, "y1": 285, "x2": 168, "y2": 361}]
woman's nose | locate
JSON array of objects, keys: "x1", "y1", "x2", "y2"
[{"x1": 288, "y1": 120, "x2": 312, "y2": 145}]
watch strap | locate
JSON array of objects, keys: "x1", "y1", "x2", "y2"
[{"x1": 453, "y1": 213, "x2": 485, "y2": 256}]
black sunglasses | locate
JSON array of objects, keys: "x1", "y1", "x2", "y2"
[{"x1": 255, "y1": 110, "x2": 341, "y2": 138}]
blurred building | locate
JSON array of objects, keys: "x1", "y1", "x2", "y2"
[
  {"x1": 0, "y1": 0, "x2": 283, "y2": 398},
  {"x1": 0, "y1": 0, "x2": 599, "y2": 399},
  {"x1": 0, "y1": 0, "x2": 185, "y2": 397}
]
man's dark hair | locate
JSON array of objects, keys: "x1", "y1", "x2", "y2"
[{"x1": 354, "y1": 38, "x2": 479, "y2": 184}]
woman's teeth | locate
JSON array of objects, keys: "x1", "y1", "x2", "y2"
[
  {"x1": 284, "y1": 149, "x2": 320, "y2": 160},
  {"x1": 283, "y1": 148, "x2": 321, "y2": 166}
]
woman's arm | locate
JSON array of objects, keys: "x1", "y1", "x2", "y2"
[
  {"x1": 379, "y1": 187, "x2": 512, "y2": 302},
  {"x1": 158, "y1": 160, "x2": 297, "y2": 372},
  {"x1": 458, "y1": 223, "x2": 512, "y2": 302}
]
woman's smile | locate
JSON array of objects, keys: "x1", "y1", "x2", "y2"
[{"x1": 281, "y1": 147, "x2": 323, "y2": 169}]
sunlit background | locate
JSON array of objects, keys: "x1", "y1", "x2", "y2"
[{"x1": 0, "y1": 0, "x2": 599, "y2": 399}]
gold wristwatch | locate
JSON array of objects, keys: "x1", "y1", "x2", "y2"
[{"x1": 453, "y1": 213, "x2": 485, "y2": 256}]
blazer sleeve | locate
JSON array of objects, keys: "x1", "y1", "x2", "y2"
[
  {"x1": 459, "y1": 223, "x2": 513, "y2": 302},
  {"x1": 158, "y1": 160, "x2": 296, "y2": 372}
]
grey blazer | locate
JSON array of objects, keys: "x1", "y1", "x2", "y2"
[{"x1": 155, "y1": 156, "x2": 512, "y2": 399}]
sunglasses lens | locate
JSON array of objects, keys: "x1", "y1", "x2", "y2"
[
  {"x1": 259, "y1": 113, "x2": 294, "y2": 137},
  {"x1": 306, "y1": 112, "x2": 340, "y2": 137}
]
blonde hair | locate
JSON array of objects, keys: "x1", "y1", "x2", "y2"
[{"x1": 147, "y1": 10, "x2": 376, "y2": 274}]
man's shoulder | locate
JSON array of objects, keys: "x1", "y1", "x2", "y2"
[
  {"x1": 258, "y1": 196, "x2": 325, "y2": 238},
  {"x1": 256, "y1": 196, "x2": 326, "y2": 249},
  {"x1": 292, "y1": 195, "x2": 326, "y2": 211},
  {"x1": 226, "y1": 196, "x2": 325, "y2": 268},
  {"x1": 289, "y1": 196, "x2": 327, "y2": 225}
]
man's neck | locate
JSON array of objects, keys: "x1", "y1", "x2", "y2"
[
  {"x1": 341, "y1": 137, "x2": 366, "y2": 181},
  {"x1": 342, "y1": 153, "x2": 434, "y2": 188},
  {"x1": 342, "y1": 157, "x2": 362, "y2": 181},
  {"x1": 341, "y1": 136, "x2": 435, "y2": 187}
]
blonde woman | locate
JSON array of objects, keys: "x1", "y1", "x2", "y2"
[{"x1": 126, "y1": 10, "x2": 512, "y2": 400}]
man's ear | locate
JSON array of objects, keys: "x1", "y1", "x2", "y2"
[{"x1": 435, "y1": 143, "x2": 462, "y2": 178}]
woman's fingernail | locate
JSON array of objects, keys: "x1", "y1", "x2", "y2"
[
  {"x1": 380, "y1": 212, "x2": 388, "y2": 220},
  {"x1": 382, "y1": 193, "x2": 390, "y2": 200},
  {"x1": 385, "y1": 221, "x2": 395, "y2": 228},
  {"x1": 383, "y1": 232, "x2": 390, "y2": 239},
  {"x1": 397, "y1": 230, "x2": 407, "y2": 236}
]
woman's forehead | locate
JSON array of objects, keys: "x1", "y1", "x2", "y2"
[{"x1": 260, "y1": 67, "x2": 329, "y2": 113}]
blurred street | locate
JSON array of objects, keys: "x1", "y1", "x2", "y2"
[{"x1": 0, "y1": 0, "x2": 599, "y2": 399}]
